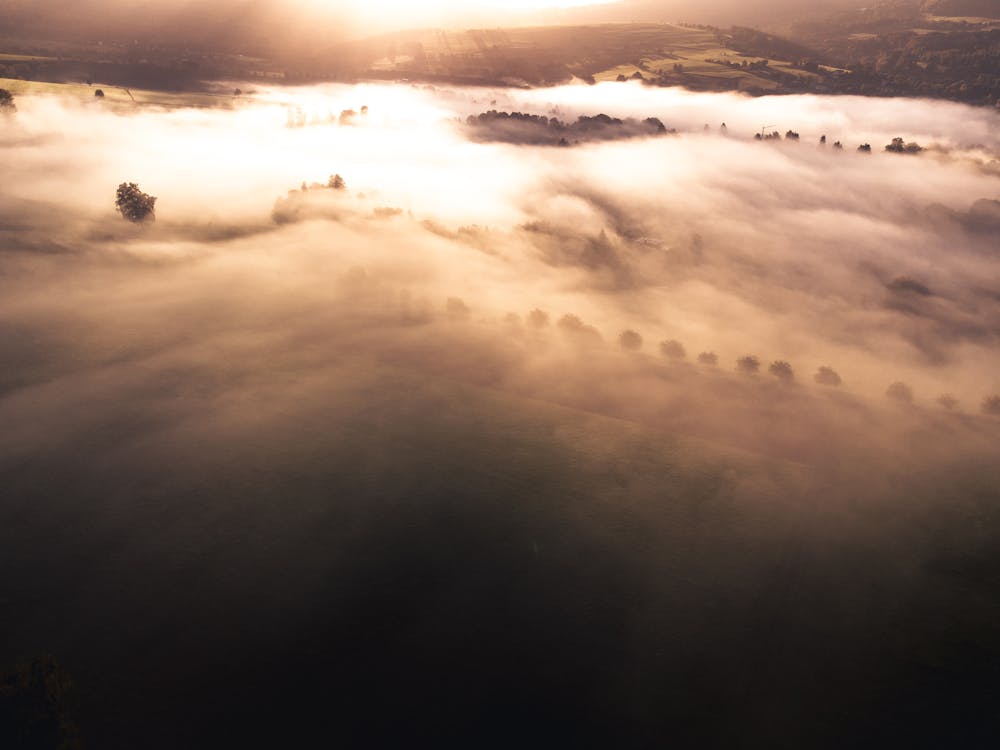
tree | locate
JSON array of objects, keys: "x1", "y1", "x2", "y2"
[
  {"x1": 697, "y1": 351, "x2": 718, "y2": 366},
  {"x1": 660, "y1": 339, "x2": 686, "y2": 360},
  {"x1": 885, "y1": 137, "x2": 922, "y2": 154},
  {"x1": 857, "y1": 143, "x2": 872, "y2": 153},
  {"x1": 736, "y1": 355, "x2": 760, "y2": 374},
  {"x1": 0, "y1": 88, "x2": 14, "y2": 113},
  {"x1": 982, "y1": 394, "x2": 1000, "y2": 416},
  {"x1": 527, "y1": 309, "x2": 549, "y2": 328},
  {"x1": 445, "y1": 297, "x2": 469, "y2": 317},
  {"x1": 0, "y1": 655, "x2": 81, "y2": 749},
  {"x1": 94, "y1": 89, "x2": 105, "y2": 98},
  {"x1": 115, "y1": 182, "x2": 157, "y2": 223},
  {"x1": 886, "y1": 381, "x2": 913, "y2": 404},
  {"x1": 328, "y1": 174, "x2": 346, "y2": 190},
  {"x1": 769, "y1": 360, "x2": 794, "y2": 382},
  {"x1": 814, "y1": 366, "x2": 842, "y2": 387},
  {"x1": 619, "y1": 330, "x2": 643, "y2": 351},
  {"x1": 937, "y1": 394, "x2": 958, "y2": 411}
]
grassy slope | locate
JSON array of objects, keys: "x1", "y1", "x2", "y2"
[
  {"x1": 2, "y1": 355, "x2": 999, "y2": 746},
  {"x1": 0, "y1": 76, "x2": 237, "y2": 109},
  {"x1": 345, "y1": 23, "x2": 816, "y2": 90}
]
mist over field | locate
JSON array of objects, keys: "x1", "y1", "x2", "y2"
[{"x1": 2, "y1": 81, "x2": 1000, "y2": 747}]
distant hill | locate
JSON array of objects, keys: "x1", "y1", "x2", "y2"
[
  {"x1": 536, "y1": 0, "x2": 869, "y2": 27},
  {"x1": 923, "y1": 0, "x2": 1000, "y2": 18}
]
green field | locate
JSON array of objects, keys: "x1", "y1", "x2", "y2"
[{"x1": 346, "y1": 23, "x2": 821, "y2": 92}]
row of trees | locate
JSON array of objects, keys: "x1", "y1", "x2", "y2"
[
  {"x1": 756, "y1": 128, "x2": 922, "y2": 154},
  {"x1": 607, "y1": 327, "x2": 998, "y2": 415}
]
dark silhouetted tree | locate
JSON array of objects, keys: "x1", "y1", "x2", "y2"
[
  {"x1": 885, "y1": 137, "x2": 922, "y2": 154},
  {"x1": 697, "y1": 351, "x2": 718, "y2": 366},
  {"x1": 736, "y1": 355, "x2": 760, "y2": 374},
  {"x1": 619, "y1": 330, "x2": 643, "y2": 351},
  {"x1": 769, "y1": 360, "x2": 794, "y2": 382},
  {"x1": 833, "y1": 140, "x2": 844, "y2": 150},
  {"x1": 982, "y1": 394, "x2": 1000, "y2": 416},
  {"x1": 94, "y1": 89, "x2": 105, "y2": 98},
  {"x1": 328, "y1": 174, "x2": 346, "y2": 190},
  {"x1": 814, "y1": 366, "x2": 842, "y2": 386},
  {"x1": 0, "y1": 88, "x2": 15, "y2": 113},
  {"x1": 886, "y1": 381, "x2": 913, "y2": 403},
  {"x1": 114, "y1": 182, "x2": 156, "y2": 223},
  {"x1": 660, "y1": 339, "x2": 686, "y2": 360},
  {"x1": 857, "y1": 143, "x2": 871, "y2": 153}
]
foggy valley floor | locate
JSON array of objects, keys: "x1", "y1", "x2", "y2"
[{"x1": 1, "y1": 81, "x2": 1000, "y2": 747}]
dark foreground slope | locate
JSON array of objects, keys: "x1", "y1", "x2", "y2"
[{"x1": 2, "y1": 355, "x2": 999, "y2": 748}]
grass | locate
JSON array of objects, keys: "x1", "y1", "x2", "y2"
[{"x1": 0, "y1": 77, "x2": 238, "y2": 110}]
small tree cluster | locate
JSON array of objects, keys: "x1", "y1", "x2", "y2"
[
  {"x1": 937, "y1": 394, "x2": 958, "y2": 411},
  {"x1": 619, "y1": 330, "x2": 643, "y2": 352},
  {"x1": 527, "y1": 309, "x2": 549, "y2": 328},
  {"x1": 660, "y1": 340, "x2": 686, "y2": 360},
  {"x1": 115, "y1": 182, "x2": 157, "y2": 223},
  {"x1": 697, "y1": 351, "x2": 718, "y2": 366},
  {"x1": 886, "y1": 381, "x2": 913, "y2": 404},
  {"x1": 814, "y1": 366, "x2": 842, "y2": 387},
  {"x1": 885, "y1": 137, "x2": 922, "y2": 154},
  {"x1": 736, "y1": 355, "x2": 760, "y2": 375},
  {"x1": 769, "y1": 360, "x2": 794, "y2": 382}
]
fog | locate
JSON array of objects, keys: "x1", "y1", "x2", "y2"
[
  {"x1": 4, "y1": 83, "x2": 999, "y2": 411},
  {"x1": 2, "y1": 82, "x2": 1000, "y2": 747}
]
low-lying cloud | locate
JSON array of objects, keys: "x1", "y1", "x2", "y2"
[{"x1": 2, "y1": 79, "x2": 1000, "y2": 747}]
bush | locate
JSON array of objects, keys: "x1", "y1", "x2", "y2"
[
  {"x1": 0, "y1": 88, "x2": 14, "y2": 113},
  {"x1": 114, "y1": 182, "x2": 157, "y2": 223},
  {"x1": 768, "y1": 360, "x2": 794, "y2": 382},
  {"x1": 619, "y1": 330, "x2": 643, "y2": 351},
  {"x1": 659, "y1": 339, "x2": 686, "y2": 360},
  {"x1": 886, "y1": 381, "x2": 913, "y2": 404},
  {"x1": 814, "y1": 366, "x2": 842, "y2": 387},
  {"x1": 736, "y1": 355, "x2": 760, "y2": 374},
  {"x1": 697, "y1": 351, "x2": 718, "y2": 366}
]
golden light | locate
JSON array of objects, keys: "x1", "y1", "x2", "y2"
[{"x1": 317, "y1": 0, "x2": 612, "y2": 28}]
